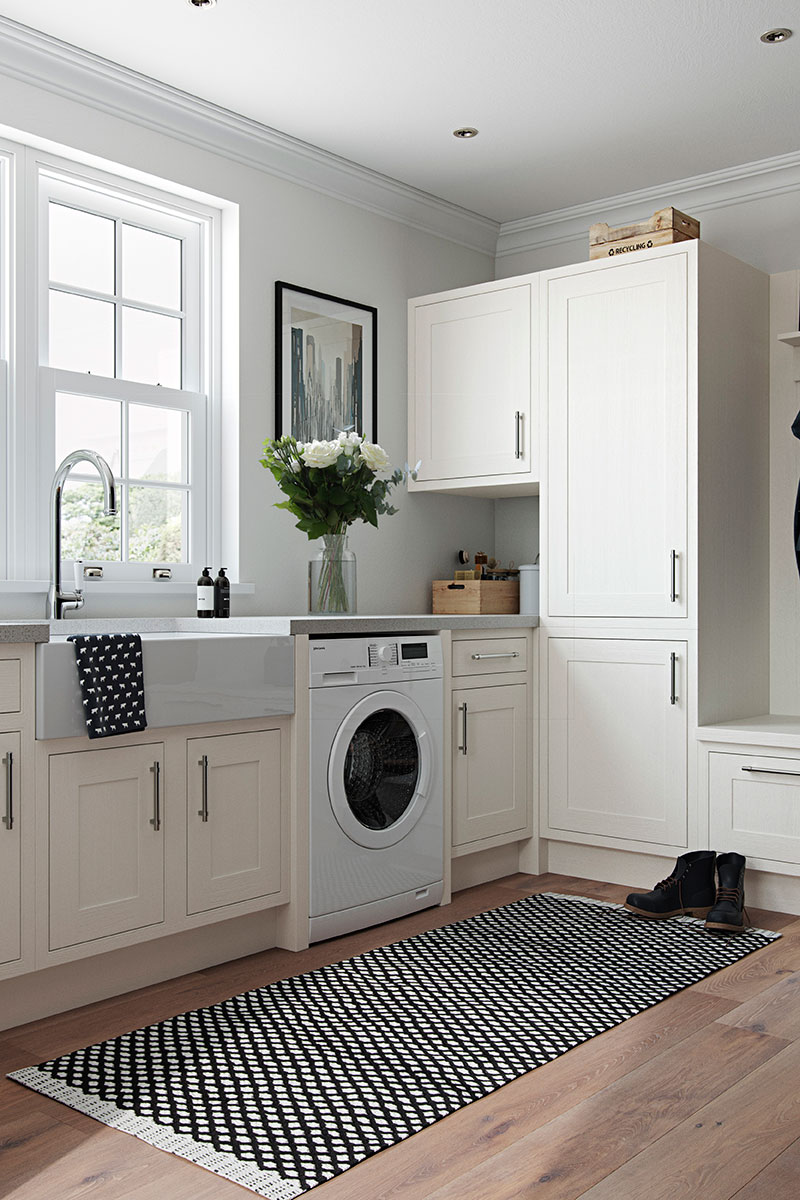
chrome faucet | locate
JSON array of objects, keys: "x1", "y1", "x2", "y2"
[{"x1": 48, "y1": 450, "x2": 118, "y2": 619}]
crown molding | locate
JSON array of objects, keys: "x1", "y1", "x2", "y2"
[
  {"x1": 0, "y1": 16, "x2": 499, "y2": 257},
  {"x1": 496, "y1": 150, "x2": 800, "y2": 259}
]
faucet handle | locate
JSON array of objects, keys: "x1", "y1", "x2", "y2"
[{"x1": 73, "y1": 559, "x2": 84, "y2": 595}]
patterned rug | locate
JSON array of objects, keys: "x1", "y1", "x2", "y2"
[{"x1": 9, "y1": 892, "x2": 780, "y2": 1198}]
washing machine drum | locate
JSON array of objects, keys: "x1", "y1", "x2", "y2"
[{"x1": 328, "y1": 691, "x2": 435, "y2": 849}]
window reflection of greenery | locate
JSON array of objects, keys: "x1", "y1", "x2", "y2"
[{"x1": 61, "y1": 482, "x2": 182, "y2": 563}]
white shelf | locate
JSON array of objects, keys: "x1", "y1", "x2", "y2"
[
  {"x1": 698, "y1": 713, "x2": 800, "y2": 749},
  {"x1": 777, "y1": 331, "x2": 800, "y2": 347}
]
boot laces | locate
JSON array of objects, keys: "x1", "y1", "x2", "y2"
[
  {"x1": 715, "y1": 886, "x2": 741, "y2": 904},
  {"x1": 655, "y1": 875, "x2": 678, "y2": 892}
]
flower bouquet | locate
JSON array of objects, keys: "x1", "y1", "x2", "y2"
[{"x1": 260, "y1": 432, "x2": 415, "y2": 613}]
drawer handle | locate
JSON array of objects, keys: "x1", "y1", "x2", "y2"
[
  {"x1": 471, "y1": 651, "x2": 520, "y2": 660},
  {"x1": 3, "y1": 750, "x2": 13, "y2": 831},
  {"x1": 457, "y1": 703, "x2": 468, "y2": 755},
  {"x1": 150, "y1": 761, "x2": 161, "y2": 832},
  {"x1": 741, "y1": 765, "x2": 800, "y2": 778},
  {"x1": 199, "y1": 754, "x2": 209, "y2": 821}
]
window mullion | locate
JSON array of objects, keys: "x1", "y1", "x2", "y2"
[{"x1": 114, "y1": 216, "x2": 123, "y2": 381}]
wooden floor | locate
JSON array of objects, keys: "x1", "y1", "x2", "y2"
[{"x1": 3, "y1": 871, "x2": 800, "y2": 1199}]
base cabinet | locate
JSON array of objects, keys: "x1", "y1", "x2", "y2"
[
  {"x1": 709, "y1": 751, "x2": 800, "y2": 870},
  {"x1": 48, "y1": 743, "x2": 166, "y2": 950},
  {"x1": 546, "y1": 638, "x2": 687, "y2": 847},
  {"x1": 0, "y1": 732, "x2": 22, "y2": 965},
  {"x1": 452, "y1": 682, "x2": 529, "y2": 849},
  {"x1": 187, "y1": 730, "x2": 283, "y2": 914}
]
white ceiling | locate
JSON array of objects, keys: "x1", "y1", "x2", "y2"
[{"x1": 0, "y1": 0, "x2": 798, "y2": 223}]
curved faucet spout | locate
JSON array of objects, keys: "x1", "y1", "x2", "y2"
[{"x1": 48, "y1": 450, "x2": 118, "y2": 620}]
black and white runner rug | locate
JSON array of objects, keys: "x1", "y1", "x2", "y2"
[{"x1": 9, "y1": 892, "x2": 780, "y2": 1198}]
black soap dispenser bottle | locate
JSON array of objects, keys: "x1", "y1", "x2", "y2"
[
  {"x1": 197, "y1": 566, "x2": 214, "y2": 617},
  {"x1": 214, "y1": 567, "x2": 230, "y2": 618}
]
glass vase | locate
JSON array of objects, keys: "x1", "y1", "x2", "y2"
[{"x1": 309, "y1": 533, "x2": 357, "y2": 614}]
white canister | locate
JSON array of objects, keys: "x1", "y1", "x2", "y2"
[{"x1": 518, "y1": 564, "x2": 539, "y2": 615}]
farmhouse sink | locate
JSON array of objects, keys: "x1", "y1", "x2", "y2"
[{"x1": 36, "y1": 631, "x2": 294, "y2": 739}]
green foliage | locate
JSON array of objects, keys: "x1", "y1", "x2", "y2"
[{"x1": 259, "y1": 435, "x2": 414, "y2": 541}]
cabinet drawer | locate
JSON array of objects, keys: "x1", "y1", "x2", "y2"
[
  {"x1": 709, "y1": 752, "x2": 800, "y2": 867},
  {"x1": 0, "y1": 659, "x2": 21, "y2": 713},
  {"x1": 452, "y1": 638, "x2": 527, "y2": 677}
]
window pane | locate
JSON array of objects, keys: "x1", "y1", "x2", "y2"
[
  {"x1": 60, "y1": 479, "x2": 121, "y2": 562},
  {"x1": 122, "y1": 226, "x2": 181, "y2": 310},
  {"x1": 49, "y1": 203, "x2": 115, "y2": 295},
  {"x1": 121, "y1": 307, "x2": 181, "y2": 387},
  {"x1": 129, "y1": 404, "x2": 185, "y2": 483},
  {"x1": 128, "y1": 486, "x2": 185, "y2": 563},
  {"x1": 55, "y1": 393, "x2": 121, "y2": 475},
  {"x1": 49, "y1": 291, "x2": 115, "y2": 376}
]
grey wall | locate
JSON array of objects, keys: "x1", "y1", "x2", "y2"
[{"x1": 0, "y1": 71, "x2": 498, "y2": 619}]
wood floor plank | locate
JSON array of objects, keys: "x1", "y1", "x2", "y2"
[
  {"x1": 716, "y1": 971, "x2": 800, "y2": 1039},
  {"x1": 577, "y1": 1038, "x2": 800, "y2": 1200},
  {"x1": 314, "y1": 989, "x2": 738, "y2": 1199},
  {"x1": 692, "y1": 933, "x2": 800, "y2": 1002},
  {"x1": 417, "y1": 1024, "x2": 786, "y2": 1200},
  {"x1": 729, "y1": 1137, "x2": 800, "y2": 1197}
]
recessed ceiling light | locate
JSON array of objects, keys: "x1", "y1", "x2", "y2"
[
  {"x1": 187, "y1": 0, "x2": 217, "y2": 8},
  {"x1": 760, "y1": 27, "x2": 792, "y2": 43},
  {"x1": 453, "y1": 127, "x2": 479, "y2": 139}
]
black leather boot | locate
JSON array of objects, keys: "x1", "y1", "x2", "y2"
[
  {"x1": 705, "y1": 853, "x2": 747, "y2": 933},
  {"x1": 624, "y1": 850, "x2": 716, "y2": 918}
]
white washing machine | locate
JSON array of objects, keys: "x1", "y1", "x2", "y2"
[{"x1": 308, "y1": 634, "x2": 444, "y2": 943}]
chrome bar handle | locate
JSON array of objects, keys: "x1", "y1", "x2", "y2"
[
  {"x1": 3, "y1": 751, "x2": 13, "y2": 831},
  {"x1": 199, "y1": 754, "x2": 209, "y2": 821},
  {"x1": 669, "y1": 652, "x2": 678, "y2": 705},
  {"x1": 457, "y1": 703, "x2": 468, "y2": 755},
  {"x1": 471, "y1": 651, "x2": 520, "y2": 660},
  {"x1": 670, "y1": 550, "x2": 679, "y2": 602},
  {"x1": 741, "y1": 765, "x2": 800, "y2": 778},
  {"x1": 150, "y1": 761, "x2": 161, "y2": 831},
  {"x1": 514, "y1": 411, "x2": 523, "y2": 459}
]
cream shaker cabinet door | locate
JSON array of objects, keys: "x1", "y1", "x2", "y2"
[
  {"x1": 49, "y1": 743, "x2": 165, "y2": 950},
  {"x1": 187, "y1": 730, "x2": 283, "y2": 914},
  {"x1": 546, "y1": 254, "x2": 688, "y2": 618},
  {"x1": 411, "y1": 284, "x2": 532, "y2": 483},
  {"x1": 452, "y1": 684, "x2": 528, "y2": 847},
  {"x1": 0, "y1": 732, "x2": 22, "y2": 965},
  {"x1": 547, "y1": 638, "x2": 687, "y2": 847}
]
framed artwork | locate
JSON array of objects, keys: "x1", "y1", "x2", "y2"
[{"x1": 275, "y1": 281, "x2": 377, "y2": 442}]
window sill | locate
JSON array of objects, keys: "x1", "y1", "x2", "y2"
[{"x1": 0, "y1": 580, "x2": 255, "y2": 596}]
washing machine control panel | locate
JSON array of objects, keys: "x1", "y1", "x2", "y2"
[{"x1": 309, "y1": 635, "x2": 443, "y2": 685}]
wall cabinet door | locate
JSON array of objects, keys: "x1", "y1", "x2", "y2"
[
  {"x1": 0, "y1": 732, "x2": 21, "y2": 965},
  {"x1": 187, "y1": 730, "x2": 283, "y2": 915},
  {"x1": 410, "y1": 283, "x2": 533, "y2": 485},
  {"x1": 547, "y1": 638, "x2": 687, "y2": 846},
  {"x1": 452, "y1": 683, "x2": 528, "y2": 847},
  {"x1": 49, "y1": 743, "x2": 165, "y2": 950},
  {"x1": 546, "y1": 254, "x2": 688, "y2": 618}
]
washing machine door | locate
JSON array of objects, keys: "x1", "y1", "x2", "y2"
[{"x1": 327, "y1": 689, "x2": 435, "y2": 849}]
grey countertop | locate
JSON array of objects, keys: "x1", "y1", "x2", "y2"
[{"x1": 0, "y1": 613, "x2": 538, "y2": 642}]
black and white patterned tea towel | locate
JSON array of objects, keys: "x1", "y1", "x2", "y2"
[{"x1": 68, "y1": 633, "x2": 148, "y2": 739}]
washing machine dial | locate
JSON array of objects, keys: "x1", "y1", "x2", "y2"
[{"x1": 376, "y1": 643, "x2": 395, "y2": 663}]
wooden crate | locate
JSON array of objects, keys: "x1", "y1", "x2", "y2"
[
  {"x1": 589, "y1": 206, "x2": 699, "y2": 260},
  {"x1": 432, "y1": 579, "x2": 520, "y2": 615}
]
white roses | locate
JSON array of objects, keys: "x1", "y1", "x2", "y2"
[
  {"x1": 297, "y1": 432, "x2": 390, "y2": 472},
  {"x1": 358, "y1": 440, "x2": 391, "y2": 471},
  {"x1": 300, "y1": 439, "x2": 341, "y2": 469}
]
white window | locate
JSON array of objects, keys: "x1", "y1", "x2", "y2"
[{"x1": 36, "y1": 165, "x2": 214, "y2": 582}]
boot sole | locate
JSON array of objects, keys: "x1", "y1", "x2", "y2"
[
  {"x1": 624, "y1": 903, "x2": 712, "y2": 919},
  {"x1": 704, "y1": 920, "x2": 746, "y2": 934}
]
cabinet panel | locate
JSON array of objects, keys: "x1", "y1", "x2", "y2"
[
  {"x1": 412, "y1": 284, "x2": 531, "y2": 482},
  {"x1": 187, "y1": 730, "x2": 283, "y2": 914},
  {"x1": 452, "y1": 638, "x2": 528, "y2": 678},
  {"x1": 49, "y1": 743, "x2": 165, "y2": 949},
  {"x1": 546, "y1": 254, "x2": 688, "y2": 618},
  {"x1": 452, "y1": 683, "x2": 528, "y2": 846},
  {"x1": 709, "y1": 753, "x2": 800, "y2": 867},
  {"x1": 0, "y1": 660, "x2": 21, "y2": 713},
  {"x1": 0, "y1": 732, "x2": 21, "y2": 965},
  {"x1": 547, "y1": 638, "x2": 687, "y2": 846}
]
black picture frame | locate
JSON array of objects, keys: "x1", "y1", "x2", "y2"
[{"x1": 275, "y1": 281, "x2": 378, "y2": 443}]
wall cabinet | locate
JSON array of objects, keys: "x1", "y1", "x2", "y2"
[
  {"x1": 545, "y1": 253, "x2": 688, "y2": 619},
  {"x1": 545, "y1": 637, "x2": 687, "y2": 848},
  {"x1": 48, "y1": 743, "x2": 166, "y2": 950},
  {"x1": 0, "y1": 732, "x2": 22, "y2": 965},
  {"x1": 408, "y1": 280, "x2": 538, "y2": 494},
  {"x1": 187, "y1": 730, "x2": 283, "y2": 914}
]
